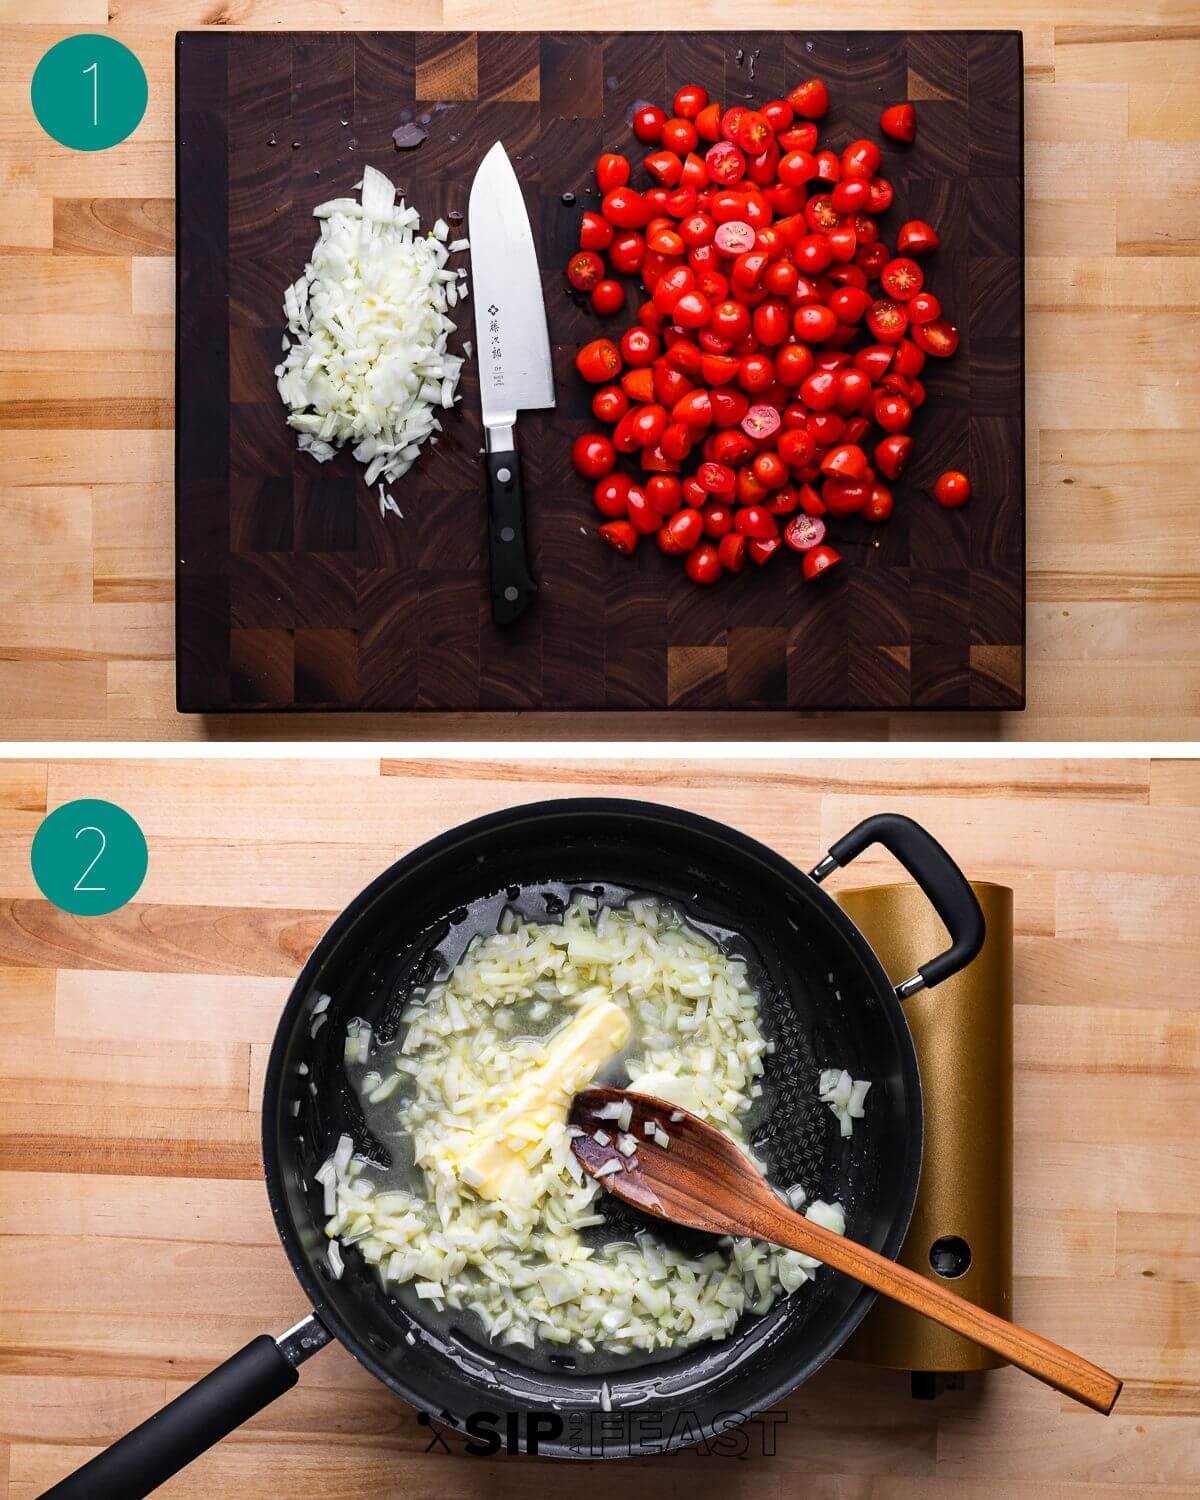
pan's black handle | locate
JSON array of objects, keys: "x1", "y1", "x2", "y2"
[
  {"x1": 487, "y1": 447, "x2": 536, "y2": 625},
  {"x1": 40, "y1": 1318, "x2": 330, "y2": 1499},
  {"x1": 809, "y1": 813, "x2": 985, "y2": 996}
]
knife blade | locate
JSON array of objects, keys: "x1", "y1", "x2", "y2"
[{"x1": 468, "y1": 141, "x2": 554, "y2": 626}]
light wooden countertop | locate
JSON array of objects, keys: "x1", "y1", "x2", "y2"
[
  {"x1": 0, "y1": 7, "x2": 1197, "y2": 739},
  {"x1": 1, "y1": 755, "x2": 1197, "y2": 1496}
]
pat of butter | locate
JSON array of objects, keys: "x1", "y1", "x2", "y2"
[{"x1": 458, "y1": 995, "x2": 630, "y2": 1200}]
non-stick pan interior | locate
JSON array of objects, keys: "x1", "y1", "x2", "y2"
[{"x1": 263, "y1": 801, "x2": 922, "y2": 1447}]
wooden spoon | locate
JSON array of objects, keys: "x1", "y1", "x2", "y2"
[{"x1": 569, "y1": 1087, "x2": 1122, "y2": 1415}]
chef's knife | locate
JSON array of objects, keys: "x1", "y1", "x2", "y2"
[{"x1": 468, "y1": 141, "x2": 555, "y2": 626}]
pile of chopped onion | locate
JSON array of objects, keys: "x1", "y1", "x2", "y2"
[
  {"x1": 275, "y1": 164, "x2": 469, "y2": 517},
  {"x1": 318, "y1": 896, "x2": 846, "y2": 1356},
  {"x1": 818, "y1": 1067, "x2": 872, "y2": 1137}
]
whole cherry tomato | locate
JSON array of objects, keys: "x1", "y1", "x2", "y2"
[
  {"x1": 934, "y1": 470, "x2": 971, "y2": 507},
  {"x1": 593, "y1": 473, "x2": 630, "y2": 517},
  {"x1": 632, "y1": 104, "x2": 667, "y2": 143},
  {"x1": 908, "y1": 291, "x2": 942, "y2": 326},
  {"x1": 590, "y1": 279, "x2": 624, "y2": 316},
  {"x1": 863, "y1": 482, "x2": 894, "y2": 521},
  {"x1": 602, "y1": 187, "x2": 649, "y2": 229},
  {"x1": 591, "y1": 385, "x2": 628, "y2": 424},
  {"x1": 673, "y1": 83, "x2": 709, "y2": 118},
  {"x1": 697, "y1": 460, "x2": 736, "y2": 496},
  {"x1": 880, "y1": 103, "x2": 916, "y2": 142},
  {"x1": 620, "y1": 326, "x2": 660, "y2": 367},
  {"x1": 662, "y1": 116, "x2": 699, "y2": 154},
  {"x1": 572, "y1": 432, "x2": 616, "y2": 478},
  {"x1": 875, "y1": 393, "x2": 913, "y2": 433}
]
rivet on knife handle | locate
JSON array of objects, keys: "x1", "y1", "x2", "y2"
[{"x1": 487, "y1": 448, "x2": 536, "y2": 625}]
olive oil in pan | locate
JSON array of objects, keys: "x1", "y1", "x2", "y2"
[{"x1": 341, "y1": 882, "x2": 778, "y2": 1374}]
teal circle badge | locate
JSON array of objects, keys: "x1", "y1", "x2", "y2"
[
  {"x1": 31, "y1": 799, "x2": 148, "y2": 916},
  {"x1": 31, "y1": 34, "x2": 147, "y2": 152}
]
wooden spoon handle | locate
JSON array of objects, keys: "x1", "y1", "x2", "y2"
[{"x1": 767, "y1": 1205, "x2": 1121, "y2": 1414}]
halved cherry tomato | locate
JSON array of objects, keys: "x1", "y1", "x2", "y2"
[
  {"x1": 911, "y1": 317, "x2": 959, "y2": 358},
  {"x1": 875, "y1": 393, "x2": 912, "y2": 433},
  {"x1": 596, "y1": 153, "x2": 630, "y2": 192},
  {"x1": 598, "y1": 519, "x2": 638, "y2": 553},
  {"x1": 863, "y1": 482, "x2": 894, "y2": 521},
  {"x1": 866, "y1": 298, "x2": 908, "y2": 344},
  {"x1": 788, "y1": 79, "x2": 829, "y2": 119},
  {"x1": 881, "y1": 257, "x2": 924, "y2": 301},
  {"x1": 646, "y1": 474, "x2": 683, "y2": 515},
  {"x1": 908, "y1": 291, "x2": 942, "y2": 326},
  {"x1": 645, "y1": 150, "x2": 684, "y2": 188},
  {"x1": 576, "y1": 338, "x2": 622, "y2": 383},
  {"x1": 897, "y1": 219, "x2": 940, "y2": 256},
  {"x1": 737, "y1": 111, "x2": 773, "y2": 156},
  {"x1": 718, "y1": 532, "x2": 746, "y2": 572},
  {"x1": 686, "y1": 540, "x2": 722, "y2": 583},
  {"x1": 579, "y1": 211, "x2": 613, "y2": 251},
  {"x1": 880, "y1": 103, "x2": 916, "y2": 142},
  {"x1": 875, "y1": 433, "x2": 913, "y2": 480},
  {"x1": 707, "y1": 140, "x2": 747, "y2": 184},
  {"x1": 802, "y1": 543, "x2": 842, "y2": 580},
  {"x1": 742, "y1": 404, "x2": 781, "y2": 440},
  {"x1": 821, "y1": 443, "x2": 868, "y2": 480},
  {"x1": 784, "y1": 513, "x2": 827, "y2": 551},
  {"x1": 841, "y1": 139, "x2": 881, "y2": 180},
  {"x1": 658, "y1": 507, "x2": 703, "y2": 553},
  {"x1": 697, "y1": 460, "x2": 736, "y2": 496},
  {"x1": 567, "y1": 250, "x2": 604, "y2": 292}
]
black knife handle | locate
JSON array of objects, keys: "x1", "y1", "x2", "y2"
[{"x1": 486, "y1": 448, "x2": 536, "y2": 626}]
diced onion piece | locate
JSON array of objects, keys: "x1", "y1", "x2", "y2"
[{"x1": 276, "y1": 165, "x2": 470, "y2": 512}]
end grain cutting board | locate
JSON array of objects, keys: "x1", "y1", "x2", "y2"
[{"x1": 176, "y1": 30, "x2": 1024, "y2": 713}]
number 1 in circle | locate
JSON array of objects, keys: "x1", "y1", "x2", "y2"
[{"x1": 83, "y1": 60, "x2": 98, "y2": 127}]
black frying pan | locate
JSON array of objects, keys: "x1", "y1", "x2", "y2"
[{"x1": 45, "y1": 800, "x2": 983, "y2": 1496}]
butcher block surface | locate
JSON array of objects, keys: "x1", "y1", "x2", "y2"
[
  {"x1": 2, "y1": 755, "x2": 1199, "y2": 1497},
  {"x1": 176, "y1": 30, "x2": 1025, "y2": 713}
]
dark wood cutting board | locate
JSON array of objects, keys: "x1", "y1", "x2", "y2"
[{"x1": 176, "y1": 29, "x2": 1024, "y2": 713}]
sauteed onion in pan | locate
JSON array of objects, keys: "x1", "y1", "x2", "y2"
[{"x1": 319, "y1": 895, "x2": 849, "y2": 1358}]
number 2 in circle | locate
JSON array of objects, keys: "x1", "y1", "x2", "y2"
[
  {"x1": 82, "y1": 60, "x2": 98, "y2": 127},
  {"x1": 73, "y1": 825, "x2": 107, "y2": 893}
]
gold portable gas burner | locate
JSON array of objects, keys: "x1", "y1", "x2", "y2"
[{"x1": 835, "y1": 880, "x2": 1013, "y2": 1397}]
